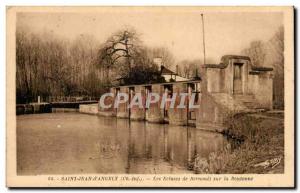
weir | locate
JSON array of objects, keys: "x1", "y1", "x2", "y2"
[
  {"x1": 108, "y1": 81, "x2": 201, "y2": 125},
  {"x1": 82, "y1": 55, "x2": 273, "y2": 132}
]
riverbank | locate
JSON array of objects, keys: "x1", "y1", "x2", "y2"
[
  {"x1": 192, "y1": 111, "x2": 284, "y2": 174},
  {"x1": 221, "y1": 111, "x2": 284, "y2": 174}
]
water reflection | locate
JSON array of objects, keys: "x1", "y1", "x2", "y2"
[
  {"x1": 17, "y1": 113, "x2": 229, "y2": 175},
  {"x1": 126, "y1": 121, "x2": 229, "y2": 174}
]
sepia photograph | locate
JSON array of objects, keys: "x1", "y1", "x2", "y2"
[{"x1": 6, "y1": 6, "x2": 294, "y2": 187}]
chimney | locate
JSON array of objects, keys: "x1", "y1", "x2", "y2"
[
  {"x1": 153, "y1": 57, "x2": 163, "y2": 68},
  {"x1": 130, "y1": 58, "x2": 135, "y2": 68},
  {"x1": 176, "y1": 65, "x2": 179, "y2": 75}
]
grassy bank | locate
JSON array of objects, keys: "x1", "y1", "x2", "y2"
[
  {"x1": 221, "y1": 112, "x2": 284, "y2": 173},
  {"x1": 194, "y1": 112, "x2": 284, "y2": 174}
]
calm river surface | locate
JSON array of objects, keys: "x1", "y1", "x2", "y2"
[{"x1": 17, "y1": 112, "x2": 229, "y2": 175}]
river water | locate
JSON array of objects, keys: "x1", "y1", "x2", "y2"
[{"x1": 17, "y1": 112, "x2": 229, "y2": 175}]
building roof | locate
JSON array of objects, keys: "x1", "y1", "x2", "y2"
[
  {"x1": 221, "y1": 55, "x2": 251, "y2": 61},
  {"x1": 160, "y1": 66, "x2": 177, "y2": 75},
  {"x1": 160, "y1": 65, "x2": 199, "y2": 82},
  {"x1": 204, "y1": 64, "x2": 227, "y2": 69},
  {"x1": 204, "y1": 55, "x2": 273, "y2": 72},
  {"x1": 251, "y1": 66, "x2": 274, "y2": 71}
]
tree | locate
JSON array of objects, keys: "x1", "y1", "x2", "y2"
[
  {"x1": 96, "y1": 28, "x2": 168, "y2": 85},
  {"x1": 97, "y1": 28, "x2": 141, "y2": 80},
  {"x1": 242, "y1": 40, "x2": 266, "y2": 66},
  {"x1": 267, "y1": 26, "x2": 284, "y2": 109},
  {"x1": 15, "y1": 26, "x2": 175, "y2": 103},
  {"x1": 267, "y1": 26, "x2": 284, "y2": 72},
  {"x1": 241, "y1": 26, "x2": 284, "y2": 109},
  {"x1": 16, "y1": 29, "x2": 102, "y2": 103},
  {"x1": 69, "y1": 34, "x2": 100, "y2": 92},
  {"x1": 177, "y1": 59, "x2": 202, "y2": 78}
]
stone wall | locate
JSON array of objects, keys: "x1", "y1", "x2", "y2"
[
  {"x1": 205, "y1": 58, "x2": 273, "y2": 107},
  {"x1": 195, "y1": 93, "x2": 227, "y2": 132},
  {"x1": 197, "y1": 56, "x2": 274, "y2": 132},
  {"x1": 79, "y1": 104, "x2": 99, "y2": 115},
  {"x1": 255, "y1": 72, "x2": 273, "y2": 109},
  {"x1": 206, "y1": 68, "x2": 221, "y2": 93}
]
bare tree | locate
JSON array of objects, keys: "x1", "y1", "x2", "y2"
[
  {"x1": 16, "y1": 29, "x2": 103, "y2": 103},
  {"x1": 241, "y1": 26, "x2": 284, "y2": 109},
  {"x1": 267, "y1": 26, "x2": 284, "y2": 72},
  {"x1": 242, "y1": 40, "x2": 266, "y2": 66},
  {"x1": 97, "y1": 28, "x2": 141, "y2": 80},
  {"x1": 69, "y1": 34, "x2": 100, "y2": 91},
  {"x1": 267, "y1": 26, "x2": 284, "y2": 109},
  {"x1": 177, "y1": 59, "x2": 202, "y2": 78},
  {"x1": 16, "y1": 27, "x2": 176, "y2": 103}
]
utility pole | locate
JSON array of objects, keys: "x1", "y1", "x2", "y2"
[{"x1": 201, "y1": 13, "x2": 206, "y2": 65}]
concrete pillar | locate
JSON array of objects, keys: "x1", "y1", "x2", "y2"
[
  {"x1": 130, "y1": 85, "x2": 146, "y2": 121},
  {"x1": 168, "y1": 83, "x2": 188, "y2": 126},
  {"x1": 117, "y1": 87, "x2": 130, "y2": 118},
  {"x1": 146, "y1": 84, "x2": 164, "y2": 123},
  {"x1": 163, "y1": 126, "x2": 168, "y2": 159},
  {"x1": 98, "y1": 88, "x2": 116, "y2": 117},
  {"x1": 187, "y1": 128, "x2": 195, "y2": 169}
]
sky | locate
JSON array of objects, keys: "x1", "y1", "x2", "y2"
[{"x1": 17, "y1": 8, "x2": 283, "y2": 64}]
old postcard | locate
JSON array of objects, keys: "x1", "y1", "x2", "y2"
[{"x1": 6, "y1": 6, "x2": 294, "y2": 187}]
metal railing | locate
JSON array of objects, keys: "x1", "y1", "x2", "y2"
[{"x1": 48, "y1": 96, "x2": 99, "y2": 103}]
